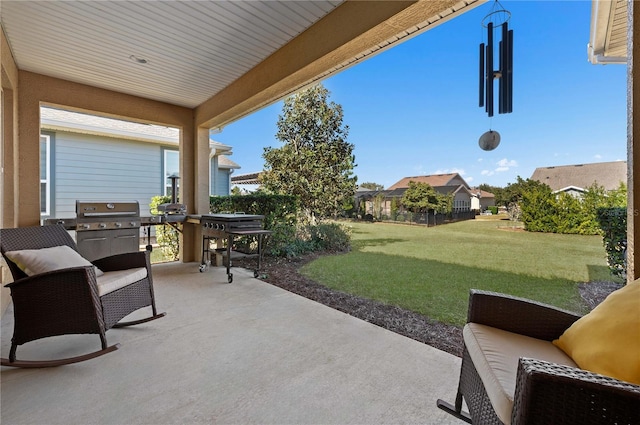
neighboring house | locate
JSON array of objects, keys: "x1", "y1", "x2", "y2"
[
  {"x1": 357, "y1": 173, "x2": 486, "y2": 217},
  {"x1": 39, "y1": 107, "x2": 239, "y2": 219},
  {"x1": 530, "y1": 161, "x2": 627, "y2": 197},
  {"x1": 469, "y1": 189, "x2": 496, "y2": 211}
]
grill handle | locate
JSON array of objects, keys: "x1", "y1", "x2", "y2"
[{"x1": 80, "y1": 212, "x2": 138, "y2": 217}]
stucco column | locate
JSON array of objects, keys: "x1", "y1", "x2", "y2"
[
  {"x1": 179, "y1": 126, "x2": 209, "y2": 263},
  {"x1": 628, "y1": 0, "x2": 640, "y2": 282},
  {"x1": 16, "y1": 90, "x2": 41, "y2": 227}
]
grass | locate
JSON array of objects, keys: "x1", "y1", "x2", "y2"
[{"x1": 300, "y1": 216, "x2": 622, "y2": 326}]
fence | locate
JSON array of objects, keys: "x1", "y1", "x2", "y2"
[{"x1": 378, "y1": 210, "x2": 476, "y2": 226}]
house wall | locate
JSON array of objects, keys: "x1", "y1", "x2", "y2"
[
  {"x1": 481, "y1": 197, "x2": 496, "y2": 210},
  {"x1": 452, "y1": 192, "x2": 471, "y2": 211},
  {"x1": 209, "y1": 157, "x2": 233, "y2": 196},
  {"x1": 212, "y1": 166, "x2": 231, "y2": 196},
  {"x1": 49, "y1": 131, "x2": 164, "y2": 217},
  {"x1": 449, "y1": 175, "x2": 470, "y2": 188}
]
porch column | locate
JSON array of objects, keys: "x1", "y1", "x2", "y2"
[
  {"x1": 628, "y1": 0, "x2": 639, "y2": 282},
  {"x1": 180, "y1": 126, "x2": 210, "y2": 263}
]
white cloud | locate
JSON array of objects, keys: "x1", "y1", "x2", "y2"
[
  {"x1": 594, "y1": 154, "x2": 602, "y2": 159},
  {"x1": 481, "y1": 170, "x2": 494, "y2": 176},
  {"x1": 495, "y1": 167, "x2": 509, "y2": 172},
  {"x1": 466, "y1": 176, "x2": 474, "y2": 183},
  {"x1": 433, "y1": 167, "x2": 466, "y2": 176},
  {"x1": 477, "y1": 158, "x2": 483, "y2": 162},
  {"x1": 497, "y1": 158, "x2": 518, "y2": 167}
]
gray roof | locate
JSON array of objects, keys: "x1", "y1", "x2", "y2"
[
  {"x1": 218, "y1": 155, "x2": 240, "y2": 169},
  {"x1": 231, "y1": 172, "x2": 261, "y2": 185},
  {"x1": 530, "y1": 161, "x2": 627, "y2": 192}
]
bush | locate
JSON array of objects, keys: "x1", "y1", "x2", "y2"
[
  {"x1": 488, "y1": 206, "x2": 498, "y2": 215},
  {"x1": 596, "y1": 207, "x2": 627, "y2": 278},
  {"x1": 266, "y1": 222, "x2": 351, "y2": 258},
  {"x1": 149, "y1": 195, "x2": 180, "y2": 261}
]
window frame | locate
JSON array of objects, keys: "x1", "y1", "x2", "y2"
[
  {"x1": 162, "y1": 148, "x2": 179, "y2": 197},
  {"x1": 40, "y1": 133, "x2": 52, "y2": 216}
]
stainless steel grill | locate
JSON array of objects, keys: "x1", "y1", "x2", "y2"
[{"x1": 75, "y1": 201, "x2": 141, "y2": 261}]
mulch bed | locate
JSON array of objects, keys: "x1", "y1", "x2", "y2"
[{"x1": 235, "y1": 253, "x2": 622, "y2": 358}]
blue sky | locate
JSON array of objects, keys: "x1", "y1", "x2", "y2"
[{"x1": 215, "y1": 0, "x2": 627, "y2": 189}]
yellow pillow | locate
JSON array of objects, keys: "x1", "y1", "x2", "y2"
[{"x1": 553, "y1": 279, "x2": 640, "y2": 385}]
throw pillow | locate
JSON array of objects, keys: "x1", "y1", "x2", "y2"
[
  {"x1": 5, "y1": 245, "x2": 104, "y2": 277},
  {"x1": 553, "y1": 279, "x2": 640, "y2": 385}
]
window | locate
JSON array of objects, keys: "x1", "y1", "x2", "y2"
[
  {"x1": 40, "y1": 134, "x2": 51, "y2": 215},
  {"x1": 163, "y1": 149, "x2": 179, "y2": 198}
]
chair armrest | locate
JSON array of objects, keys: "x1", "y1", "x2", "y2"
[
  {"x1": 4, "y1": 266, "x2": 105, "y2": 344},
  {"x1": 467, "y1": 290, "x2": 582, "y2": 340},
  {"x1": 5, "y1": 265, "x2": 97, "y2": 290},
  {"x1": 93, "y1": 251, "x2": 150, "y2": 272},
  {"x1": 512, "y1": 358, "x2": 640, "y2": 425}
]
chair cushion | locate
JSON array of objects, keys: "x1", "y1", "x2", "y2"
[
  {"x1": 553, "y1": 279, "x2": 640, "y2": 385},
  {"x1": 4, "y1": 245, "x2": 104, "y2": 277},
  {"x1": 464, "y1": 323, "x2": 578, "y2": 425},
  {"x1": 96, "y1": 267, "x2": 147, "y2": 296}
]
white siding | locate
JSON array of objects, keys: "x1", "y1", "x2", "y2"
[{"x1": 53, "y1": 132, "x2": 163, "y2": 217}]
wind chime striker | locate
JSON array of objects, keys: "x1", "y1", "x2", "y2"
[{"x1": 478, "y1": 0, "x2": 513, "y2": 151}]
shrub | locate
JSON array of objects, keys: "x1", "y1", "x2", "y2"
[
  {"x1": 488, "y1": 206, "x2": 498, "y2": 215},
  {"x1": 149, "y1": 195, "x2": 179, "y2": 261},
  {"x1": 266, "y1": 222, "x2": 351, "y2": 258},
  {"x1": 596, "y1": 207, "x2": 627, "y2": 278}
]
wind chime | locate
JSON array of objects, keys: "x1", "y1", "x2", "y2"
[{"x1": 478, "y1": 0, "x2": 513, "y2": 151}]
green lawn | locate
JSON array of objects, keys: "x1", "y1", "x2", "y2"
[{"x1": 300, "y1": 217, "x2": 622, "y2": 326}]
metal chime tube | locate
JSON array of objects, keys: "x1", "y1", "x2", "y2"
[
  {"x1": 479, "y1": 43, "x2": 485, "y2": 107},
  {"x1": 507, "y1": 28, "x2": 513, "y2": 113},
  {"x1": 499, "y1": 22, "x2": 506, "y2": 114},
  {"x1": 486, "y1": 22, "x2": 494, "y2": 117}
]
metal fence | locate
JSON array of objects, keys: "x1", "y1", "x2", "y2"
[{"x1": 377, "y1": 210, "x2": 476, "y2": 226}]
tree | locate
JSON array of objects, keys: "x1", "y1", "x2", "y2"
[
  {"x1": 261, "y1": 84, "x2": 357, "y2": 221},
  {"x1": 360, "y1": 182, "x2": 384, "y2": 191},
  {"x1": 520, "y1": 182, "x2": 555, "y2": 232},
  {"x1": 503, "y1": 176, "x2": 550, "y2": 206},
  {"x1": 401, "y1": 181, "x2": 440, "y2": 213},
  {"x1": 478, "y1": 183, "x2": 506, "y2": 207}
]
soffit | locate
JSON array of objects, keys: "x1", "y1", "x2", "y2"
[
  {"x1": 1, "y1": 1, "x2": 343, "y2": 108},
  {"x1": 589, "y1": 0, "x2": 627, "y2": 64}
]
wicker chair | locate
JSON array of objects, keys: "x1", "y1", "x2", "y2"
[
  {"x1": 0, "y1": 224, "x2": 165, "y2": 367},
  {"x1": 437, "y1": 289, "x2": 640, "y2": 425}
]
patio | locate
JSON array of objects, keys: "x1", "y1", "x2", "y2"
[{"x1": 1, "y1": 262, "x2": 461, "y2": 424}]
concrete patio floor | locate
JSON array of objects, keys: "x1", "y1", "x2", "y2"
[{"x1": 1, "y1": 261, "x2": 462, "y2": 424}]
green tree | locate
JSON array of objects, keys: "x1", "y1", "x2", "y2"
[
  {"x1": 520, "y1": 182, "x2": 555, "y2": 232},
  {"x1": 261, "y1": 84, "x2": 357, "y2": 221},
  {"x1": 360, "y1": 182, "x2": 384, "y2": 190},
  {"x1": 401, "y1": 181, "x2": 440, "y2": 214},
  {"x1": 503, "y1": 176, "x2": 550, "y2": 206}
]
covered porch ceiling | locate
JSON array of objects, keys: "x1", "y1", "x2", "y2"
[{"x1": 1, "y1": 0, "x2": 485, "y2": 129}]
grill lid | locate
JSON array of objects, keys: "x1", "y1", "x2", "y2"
[
  {"x1": 76, "y1": 201, "x2": 140, "y2": 219},
  {"x1": 76, "y1": 202, "x2": 141, "y2": 231}
]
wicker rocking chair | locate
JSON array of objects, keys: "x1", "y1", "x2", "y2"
[
  {"x1": 0, "y1": 224, "x2": 165, "y2": 368},
  {"x1": 437, "y1": 289, "x2": 640, "y2": 425}
]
